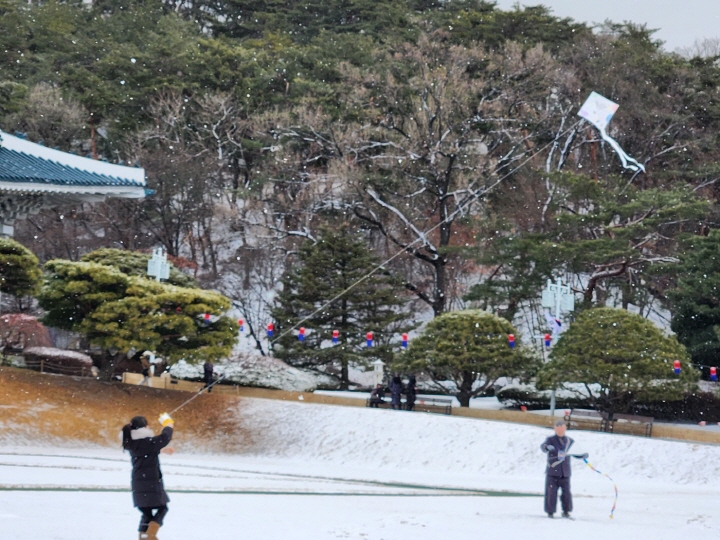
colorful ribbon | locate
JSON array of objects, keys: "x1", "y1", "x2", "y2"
[{"x1": 583, "y1": 457, "x2": 618, "y2": 519}]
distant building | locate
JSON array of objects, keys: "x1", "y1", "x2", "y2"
[{"x1": 0, "y1": 130, "x2": 148, "y2": 236}]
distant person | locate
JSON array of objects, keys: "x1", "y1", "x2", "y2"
[
  {"x1": 203, "y1": 361, "x2": 214, "y2": 392},
  {"x1": 389, "y1": 375, "x2": 403, "y2": 410},
  {"x1": 405, "y1": 375, "x2": 417, "y2": 411},
  {"x1": 541, "y1": 419, "x2": 575, "y2": 519},
  {"x1": 369, "y1": 384, "x2": 385, "y2": 407},
  {"x1": 140, "y1": 353, "x2": 152, "y2": 386},
  {"x1": 122, "y1": 413, "x2": 174, "y2": 539}
]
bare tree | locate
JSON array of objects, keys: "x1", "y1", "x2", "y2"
[{"x1": 261, "y1": 38, "x2": 576, "y2": 316}]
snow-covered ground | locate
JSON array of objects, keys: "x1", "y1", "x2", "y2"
[{"x1": 1, "y1": 398, "x2": 720, "y2": 539}]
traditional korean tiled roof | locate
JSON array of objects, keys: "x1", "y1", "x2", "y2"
[{"x1": 0, "y1": 131, "x2": 146, "y2": 197}]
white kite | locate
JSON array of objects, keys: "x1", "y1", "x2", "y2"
[{"x1": 578, "y1": 91, "x2": 645, "y2": 173}]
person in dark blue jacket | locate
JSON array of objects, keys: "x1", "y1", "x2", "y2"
[
  {"x1": 541, "y1": 419, "x2": 574, "y2": 519},
  {"x1": 122, "y1": 414, "x2": 174, "y2": 540}
]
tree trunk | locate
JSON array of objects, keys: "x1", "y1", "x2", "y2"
[
  {"x1": 456, "y1": 370, "x2": 474, "y2": 407},
  {"x1": 98, "y1": 351, "x2": 124, "y2": 381},
  {"x1": 432, "y1": 257, "x2": 447, "y2": 316},
  {"x1": 339, "y1": 297, "x2": 349, "y2": 390},
  {"x1": 340, "y1": 359, "x2": 349, "y2": 390}
]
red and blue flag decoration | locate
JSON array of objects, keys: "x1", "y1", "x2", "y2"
[
  {"x1": 366, "y1": 331, "x2": 374, "y2": 347},
  {"x1": 401, "y1": 333, "x2": 409, "y2": 349},
  {"x1": 673, "y1": 360, "x2": 681, "y2": 375},
  {"x1": 544, "y1": 333, "x2": 552, "y2": 348},
  {"x1": 508, "y1": 334, "x2": 515, "y2": 349},
  {"x1": 267, "y1": 322, "x2": 274, "y2": 338},
  {"x1": 711, "y1": 367, "x2": 718, "y2": 382},
  {"x1": 298, "y1": 327, "x2": 306, "y2": 342},
  {"x1": 332, "y1": 330, "x2": 339, "y2": 344}
]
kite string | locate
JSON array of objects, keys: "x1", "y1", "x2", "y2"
[
  {"x1": 270, "y1": 123, "x2": 581, "y2": 345},
  {"x1": 167, "y1": 375, "x2": 225, "y2": 416},
  {"x1": 583, "y1": 457, "x2": 618, "y2": 519}
]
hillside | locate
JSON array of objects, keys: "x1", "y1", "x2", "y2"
[
  {"x1": 0, "y1": 367, "x2": 249, "y2": 452},
  {"x1": 2, "y1": 366, "x2": 719, "y2": 495}
]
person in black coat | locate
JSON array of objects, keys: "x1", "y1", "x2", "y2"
[
  {"x1": 389, "y1": 375, "x2": 403, "y2": 410},
  {"x1": 203, "y1": 361, "x2": 214, "y2": 392},
  {"x1": 405, "y1": 375, "x2": 417, "y2": 411},
  {"x1": 122, "y1": 414, "x2": 174, "y2": 539},
  {"x1": 541, "y1": 419, "x2": 574, "y2": 519}
]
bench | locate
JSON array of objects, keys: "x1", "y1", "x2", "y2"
[
  {"x1": 607, "y1": 413, "x2": 654, "y2": 437},
  {"x1": 413, "y1": 397, "x2": 452, "y2": 415},
  {"x1": 366, "y1": 398, "x2": 393, "y2": 409},
  {"x1": 566, "y1": 409, "x2": 611, "y2": 432},
  {"x1": 566, "y1": 409, "x2": 654, "y2": 437},
  {"x1": 365, "y1": 396, "x2": 452, "y2": 415}
]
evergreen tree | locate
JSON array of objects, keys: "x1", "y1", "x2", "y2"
[
  {"x1": 81, "y1": 248, "x2": 196, "y2": 288},
  {"x1": 538, "y1": 307, "x2": 698, "y2": 416},
  {"x1": 395, "y1": 309, "x2": 534, "y2": 407},
  {"x1": 39, "y1": 260, "x2": 237, "y2": 379},
  {"x1": 0, "y1": 237, "x2": 41, "y2": 299},
  {"x1": 668, "y1": 231, "x2": 720, "y2": 372},
  {"x1": 272, "y1": 227, "x2": 410, "y2": 389}
]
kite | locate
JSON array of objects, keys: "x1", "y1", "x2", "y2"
[
  {"x1": 544, "y1": 311, "x2": 562, "y2": 337},
  {"x1": 578, "y1": 91, "x2": 645, "y2": 173}
]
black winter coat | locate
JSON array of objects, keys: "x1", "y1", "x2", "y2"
[
  {"x1": 127, "y1": 426, "x2": 173, "y2": 508},
  {"x1": 541, "y1": 434, "x2": 574, "y2": 478}
]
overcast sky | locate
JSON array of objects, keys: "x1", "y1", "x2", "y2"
[{"x1": 493, "y1": 0, "x2": 720, "y2": 51}]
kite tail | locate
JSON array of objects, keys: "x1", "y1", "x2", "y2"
[
  {"x1": 598, "y1": 127, "x2": 646, "y2": 173},
  {"x1": 583, "y1": 457, "x2": 618, "y2": 519}
]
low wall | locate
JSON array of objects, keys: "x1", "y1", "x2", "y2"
[{"x1": 120, "y1": 373, "x2": 720, "y2": 445}]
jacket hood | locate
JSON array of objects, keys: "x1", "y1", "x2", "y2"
[{"x1": 130, "y1": 427, "x2": 155, "y2": 440}]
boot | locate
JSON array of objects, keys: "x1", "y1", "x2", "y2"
[{"x1": 145, "y1": 522, "x2": 161, "y2": 539}]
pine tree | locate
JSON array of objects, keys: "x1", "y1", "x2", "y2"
[
  {"x1": 39, "y1": 260, "x2": 237, "y2": 379},
  {"x1": 668, "y1": 230, "x2": 720, "y2": 372},
  {"x1": 0, "y1": 237, "x2": 41, "y2": 299},
  {"x1": 81, "y1": 248, "x2": 196, "y2": 288},
  {"x1": 539, "y1": 307, "x2": 698, "y2": 416},
  {"x1": 272, "y1": 226, "x2": 410, "y2": 389},
  {"x1": 395, "y1": 309, "x2": 534, "y2": 407}
]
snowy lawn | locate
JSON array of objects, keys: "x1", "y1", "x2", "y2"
[{"x1": 1, "y1": 398, "x2": 719, "y2": 539}]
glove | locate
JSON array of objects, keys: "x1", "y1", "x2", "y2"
[
  {"x1": 545, "y1": 445, "x2": 555, "y2": 451},
  {"x1": 580, "y1": 453, "x2": 589, "y2": 459},
  {"x1": 158, "y1": 412, "x2": 174, "y2": 427}
]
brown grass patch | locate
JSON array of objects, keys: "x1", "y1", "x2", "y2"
[{"x1": 0, "y1": 366, "x2": 253, "y2": 453}]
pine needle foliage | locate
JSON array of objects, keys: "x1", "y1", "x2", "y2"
[
  {"x1": 668, "y1": 230, "x2": 720, "y2": 372},
  {"x1": 81, "y1": 248, "x2": 196, "y2": 288},
  {"x1": 0, "y1": 237, "x2": 41, "y2": 298},
  {"x1": 538, "y1": 307, "x2": 698, "y2": 416},
  {"x1": 272, "y1": 226, "x2": 411, "y2": 389},
  {"x1": 396, "y1": 309, "x2": 534, "y2": 407},
  {"x1": 39, "y1": 260, "x2": 237, "y2": 378}
]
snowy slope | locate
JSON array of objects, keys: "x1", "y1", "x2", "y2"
[
  {"x1": 1, "y1": 397, "x2": 720, "y2": 539},
  {"x1": 235, "y1": 398, "x2": 720, "y2": 494}
]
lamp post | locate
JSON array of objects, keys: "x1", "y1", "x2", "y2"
[{"x1": 540, "y1": 278, "x2": 575, "y2": 417}]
